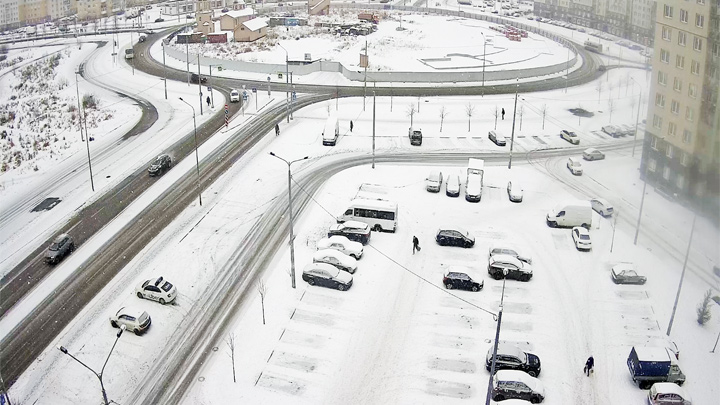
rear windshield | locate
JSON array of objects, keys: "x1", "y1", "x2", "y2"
[
  {"x1": 48, "y1": 242, "x2": 60, "y2": 251},
  {"x1": 160, "y1": 281, "x2": 173, "y2": 292}
]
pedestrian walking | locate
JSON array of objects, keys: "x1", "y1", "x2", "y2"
[
  {"x1": 412, "y1": 236, "x2": 420, "y2": 254},
  {"x1": 206, "y1": 96, "x2": 211, "y2": 108},
  {"x1": 501, "y1": 108, "x2": 506, "y2": 120},
  {"x1": 350, "y1": 120, "x2": 354, "y2": 132},
  {"x1": 275, "y1": 123, "x2": 280, "y2": 136},
  {"x1": 584, "y1": 356, "x2": 594, "y2": 376}
]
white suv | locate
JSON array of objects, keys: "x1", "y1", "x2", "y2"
[{"x1": 230, "y1": 89, "x2": 240, "y2": 103}]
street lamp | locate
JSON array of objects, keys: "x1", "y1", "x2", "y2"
[
  {"x1": 629, "y1": 77, "x2": 643, "y2": 157},
  {"x1": 269, "y1": 152, "x2": 309, "y2": 289},
  {"x1": 481, "y1": 32, "x2": 487, "y2": 97},
  {"x1": 179, "y1": 97, "x2": 203, "y2": 206},
  {"x1": 276, "y1": 43, "x2": 291, "y2": 123},
  {"x1": 58, "y1": 325, "x2": 126, "y2": 405},
  {"x1": 508, "y1": 77, "x2": 519, "y2": 169},
  {"x1": 484, "y1": 270, "x2": 509, "y2": 405}
]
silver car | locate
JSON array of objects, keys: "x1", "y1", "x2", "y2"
[
  {"x1": 590, "y1": 198, "x2": 614, "y2": 217},
  {"x1": 317, "y1": 235, "x2": 363, "y2": 259},
  {"x1": 312, "y1": 249, "x2": 358, "y2": 274},
  {"x1": 507, "y1": 181, "x2": 523, "y2": 203},
  {"x1": 582, "y1": 148, "x2": 605, "y2": 161}
]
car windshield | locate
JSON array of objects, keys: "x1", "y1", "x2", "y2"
[
  {"x1": 160, "y1": 281, "x2": 173, "y2": 292},
  {"x1": 579, "y1": 234, "x2": 590, "y2": 240},
  {"x1": 48, "y1": 242, "x2": 60, "y2": 251}
]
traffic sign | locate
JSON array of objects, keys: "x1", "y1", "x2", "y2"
[
  {"x1": 242, "y1": 93, "x2": 248, "y2": 101},
  {"x1": 252, "y1": 87, "x2": 257, "y2": 93},
  {"x1": 292, "y1": 91, "x2": 297, "y2": 101},
  {"x1": 267, "y1": 76, "x2": 271, "y2": 82}
]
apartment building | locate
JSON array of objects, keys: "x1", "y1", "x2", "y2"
[
  {"x1": 1, "y1": 0, "x2": 22, "y2": 29},
  {"x1": 641, "y1": 0, "x2": 719, "y2": 219}
]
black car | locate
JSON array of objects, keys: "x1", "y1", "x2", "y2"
[
  {"x1": 154, "y1": 18, "x2": 165, "y2": 23},
  {"x1": 302, "y1": 263, "x2": 353, "y2": 291},
  {"x1": 487, "y1": 254, "x2": 533, "y2": 281},
  {"x1": 436, "y1": 228, "x2": 475, "y2": 248},
  {"x1": 148, "y1": 154, "x2": 172, "y2": 176},
  {"x1": 328, "y1": 221, "x2": 371, "y2": 245},
  {"x1": 190, "y1": 73, "x2": 207, "y2": 84},
  {"x1": 485, "y1": 343, "x2": 542, "y2": 377},
  {"x1": 44, "y1": 233, "x2": 75, "y2": 264},
  {"x1": 443, "y1": 268, "x2": 483, "y2": 291}
]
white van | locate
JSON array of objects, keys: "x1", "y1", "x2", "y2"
[
  {"x1": 322, "y1": 116, "x2": 340, "y2": 146},
  {"x1": 337, "y1": 199, "x2": 398, "y2": 232},
  {"x1": 546, "y1": 200, "x2": 592, "y2": 228},
  {"x1": 567, "y1": 157, "x2": 583, "y2": 175},
  {"x1": 425, "y1": 170, "x2": 443, "y2": 193}
]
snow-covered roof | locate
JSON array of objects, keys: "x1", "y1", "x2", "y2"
[
  {"x1": 651, "y1": 382, "x2": 688, "y2": 397},
  {"x1": 242, "y1": 18, "x2": 267, "y2": 31},
  {"x1": 224, "y1": 8, "x2": 254, "y2": 18},
  {"x1": 634, "y1": 346, "x2": 670, "y2": 362}
]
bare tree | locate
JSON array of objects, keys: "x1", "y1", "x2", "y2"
[
  {"x1": 608, "y1": 99, "x2": 615, "y2": 123},
  {"x1": 494, "y1": 106, "x2": 499, "y2": 130},
  {"x1": 417, "y1": 96, "x2": 421, "y2": 113},
  {"x1": 596, "y1": 82, "x2": 604, "y2": 105},
  {"x1": 518, "y1": 105, "x2": 524, "y2": 131},
  {"x1": 465, "y1": 103, "x2": 475, "y2": 132},
  {"x1": 439, "y1": 106, "x2": 449, "y2": 132},
  {"x1": 258, "y1": 279, "x2": 268, "y2": 325},
  {"x1": 226, "y1": 333, "x2": 237, "y2": 383},
  {"x1": 541, "y1": 104, "x2": 548, "y2": 130},
  {"x1": 406, "y1": 103, "x2": 416, "y2": 127}
]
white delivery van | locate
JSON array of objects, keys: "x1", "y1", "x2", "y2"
[
  {"x1": 546, "y1": 200, "x2": 592, "y2": 228},
  {"x1": 322, "y1": 116, "x2": 340, "y2": 146}
]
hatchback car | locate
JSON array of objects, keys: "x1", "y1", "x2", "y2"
[
  {"x1": 328, "y1": 220, "x2": 372, "y2": 244},
  {"x1": 590, "y1": 198, "x2": 614, "y2": 217},
  {"x1": 443, "y1": 266, "x2": 483, "y2": 291},
  {"x1": 425, "y1": 170, "x2": 443, "y2": 193},
  {"x1": 489, "y1": 130, "x2": 506, "y2": 146},
  {"x1": 488, "y1": 246, "x2": 532, "y2": 264},
  {"x1": 230, "y1": 89, "x2": 240, "y2": 103},
  {"x1": 436, "y1": 228, "x2": 475, "y2": 248},
  {"x1": 136, "y1": 276, "x2": 177, "y2": 305},
  {"x1": 567, "y1": 157, "x2": 583, "y2": 175},
  {"x1": 492, "y1": 370, "x2": 545, "y2": 403},
  {"x1": 485, "y1": 343, "x2": 542, "y2": 377},
  {"x1": 560, "y1": 129, "x2": 579, "y2": 145},
  {"x1": 446, "y1": 174, "x2": 461, "y2": 197},
  {"x1": 148, "y1": 154, "x2": 171, "y2": 176},
  {"x1": 488, "y1": 254, "x2": 533, "y2": 281},
  {"x1": 611, "y1": 262, "x2": 647, "y2": 284},
  {"x1": 110, "y1": 307, "x2": 151, "y2": 335},
  {"x1": 302, "y1": 262, "x2": 353, "y2": 291},
  {"x1": 507, "y1": 181, "x2": 523, "y2": 202},
  {"x1": 582, "y1": 148, "x2": 605, "y2": 161},
  {"x1": 44, "y1": 233, "x2": 75, "y2": 264},
  {"x1": 572, "y1": 226, "x2": 592, "y2": 251},
  {"x1": 313, "y1": 249, "x2": 357, "y2": 274},
  {"x1": 648, "y1": 382, "x2": 692, "y2": 405},
  {"x1": 602, "y1": 124, "x2": 621, "y2": 137},
  {"x1": 317, "y1": 235, "x2": 363, "y2": 259}
]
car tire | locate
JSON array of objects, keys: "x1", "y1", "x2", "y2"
[
  {"x1": 531, "y1": 396, "x2": 541, "y2": 404},
  {"x1": 352, "y1": 254, "x2": 360, "y2": 260},
  {"x1": 494, "y1": 395, "x2": 505, "y2": 401},
  {"x1": 69, "y1": 243, "x2": 75, "y2": 252},
  {"x1": 159, "y1": 298, "x2": 166, "y2": 305},
  {"x1": 445, "y1": 283, "x2": 453, "y2": 289},
  {"x1": 134, "y1": 328, "x2": 142, "y2": 336},
  {"x1": 337, "y1": 284, "x2": 346, "y2": 291},
  {"x1": 528, "y1": 370, "x2": 538, "y2": 377},
  {"x1": 548, "y1": 221, "x2": 558, "y2": 228},
  {"x1": 612, "y1": 278, "x2": 619, "y2": 284},
  {"x1": 137, "y1": 292, "x2": 143, "y2": 299},
  {"x1": 110, "y1": 320, "x2": 118, "y2": 328},
  {"x1": 600, "y1": 210, "x2": 605, "y2": 216},
  {"x1": 307, "y1": 278, "x2": 315, "y2": 286},
  {"x1": 581, "y1": 223, "x2": 590, "y2": 229},
  {"x1": 471, "y1": 285, "x2": 479, "y2": 292},
  {"x1": 373, "y1": 224, "x2": 382, "y2": 232}
]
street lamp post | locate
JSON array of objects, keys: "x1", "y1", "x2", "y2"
[
  {"x1": 58, "y1": 325, "x2": 125, "y2": 405},
  {"x1": 269, "y1": 152, "x2": 309, "y2": 289},
  {"x1": 481, "y1": 32, "x2": 486, "y2": 97},
  {"x1": 179, "y1": 97, "x2": 203, "y2": 206},
  {"x1": 630, "y1": 77, "x2": 643, "y2": 157},
  {"x1": 277, "y1": 43, "x2": 291, "y2": 123},
  {"x1": 508, "y1": 78, "x2": 519, "y2": 169},
  {"x1": 162, "y1": 40, "x2": 168, "y2": 99},
  {"x1": 484, "y1": 271, "x2": 508, "y2": 405},
  {"x1": 666, "y1": 214, "x2": 697, "y2": 336}
]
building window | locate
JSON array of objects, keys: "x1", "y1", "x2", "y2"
[
  {"x1": 686, "y1": 107, "x2": 694, "y2": 121},
  {"x1": 653, "y1": 115, "x2": 663, "y2": 130},
  {"x1": 655, "y1": 93, "x2": 666, "y2": 107},
  {"x1": 667, "y1": 144, "x2": 674, "y2": 157},
  {"x1": 664, "y1": 4, "x2": 673, "y2": 18},
  {"x1": 683, "y1": 130, "x2": 692, "y2": 144},
  {"x1": 681, "y1": 151, "x2": 690, "y2": 165},
  {"x1": 668, "y1": 122, "x2": 677, "y2": 137},
  {"x1": 676, "y1": 55, "x2": 685, "y2": 68},
  {"x1": 696, "y1": 14, "x2": 705, "y2": 28},
  {"x1": 678, "y1": 31, "x2": 687, "y2": 46},
  {"x1": 671, "y1": 100, "x2": 680, "y2": 114},
  {"x1": 697, "y1": 0, "x2": 705, "y2": 4},
  {"x1": 673, "y1": 78, "x2": 682, "y2": 92},
  {"x1": 658, "y1": 71, "x2": 667, "y2": 85},
  {"x1": 663, "y1": 166, "x2": 672, "y2": 180},
  {"x1": 680, "y1": 9, "x2": 689, "y2": 23},
  {"x1": 689, "y1": 83, "x2": 697, "y2": 98},
  {"x1": 691, "y1": 60, "x2": 700, "y2": 75},
  {"x1": 676, "y1": 174, "x2": 685, "y2": 189},
  {"x1": 662, "y1": 26, "x2": 672, "y2": 41},
  {"x1": 660, "y1": 49, "x2": 670, "y2": 63},
  {"x1": 713, "y1": 43, "x2": 719, "y2": 58},
  {"x1": 694, "y1": 36, "x2": 703, "y2": 51},
  {"x1": 648, "y1": 158, "x2": 657, "y2": 172}
]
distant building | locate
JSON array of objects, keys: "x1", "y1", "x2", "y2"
[{"x1": 308, "y1": 0, "x2": 329, "y2": 16}]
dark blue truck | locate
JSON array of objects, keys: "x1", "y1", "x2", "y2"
[{"x1": 627, "y1": 346, "x2": 686, "y2": 390}]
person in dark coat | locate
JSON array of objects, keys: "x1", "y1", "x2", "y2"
[
  {"x1": 412, "y1": 236, "x2": 420, "y2": 254},
  {"x1": 206, "y1": 95, "x2": 211, "y2": 107},
  {"x1": 350, "y1": 120, "x2": 354, "y2": 132},
  {"x1": 501, "y1": 108, "x2": 505, "y2": 120},
  {"x1": 584, "y1": 356, "x2": 594, "y2": 376},
  {"x1": 275, "y1": 123, "x2": 280, "y2": 136}
]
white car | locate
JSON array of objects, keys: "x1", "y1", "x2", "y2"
[
  {"x1": 507, "y1": 181, "x2": 523, "y2": 202},
  {"x1": 136, "y1": 276, "x2": 177, "y2": 305},
  {"x1": 590, "y1": 198, "x2": 614, "y2": 217},
  {"x1": 602, "y1": 124, "x2": 621, "y2": 137},
  {"x1": 572, "y1": 226, "x2": 592, "y2": 251},
  {"x1": 488, "y1": 245, "x2": 532, "y2": 264},
  {"x1": 109, "y1": 307, "x2": 151, "y2": 335},
  {"x1": 446, "y1": 174, "x2": 461, "y2": 197},
  {"x1": 582, "y1": 148, "x2": 605, "y2": 161},
  {"x1": 313, "y1": 249, "x2": 358, "y2": 274},
  {"x1": 560, "y1": 129, "x2": 579, "y2": 145},
  {"x1": 316, "y1": 235, "x2": 363, "y2": 259},
  {"x1": 230, "y1": 89, "x2": 240, "y2": 103}
]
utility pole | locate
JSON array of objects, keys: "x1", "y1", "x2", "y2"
[
  {"x1": 162, "y1": 41, "x2": 168, "y2": 99},
  {"x1": 363, "y1": 39, "x2": 368, "y2": 111},
  {"x1": 508, "y1": 78, "x2": 519, "y2": 169},
  {"x1": 485, "y1": 275, "x2": 507, "y2": 405},
  {"x1": 666, "y1": 215, "x2": 697, "y2": 336},
  {"x1": 372, "y1": 89, "x2": 376, "y2": 169},
  {"x1": 186, "y1": 40, "x2": 190, "y2": 86},
  {"x1": 633, "y1": 175, "x2": 648, "y2": 245},
  {"x1": 197, "y1": 54, "x2": 203, "y2": 115}
]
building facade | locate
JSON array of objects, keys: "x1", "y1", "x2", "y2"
[{"x1": 640, "y1": 0, "x2": 719, "y2": 220}]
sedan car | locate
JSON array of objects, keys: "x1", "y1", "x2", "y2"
[
  {"x1": 485, "y1": 343, "x2": 542, "y2": 377},
  {"x1": 136, "y1": 276, "x2": 177, "y2": 305},
  {"x1": 446, "y1": 174, "x2": 461, "y2": 197},
  {"x1": 507, "y1": 181, "x2": 523, "y2": 202},
  {"x1": 443, "y1": 266, "x2": 483, "y2": 291},
  {"x1": 230, "y1": 89, "x2": 240, "y2": 103},
  {"x1": 487, "y1": 254, "x2": 533, "y2": 281},
  {"x1": 611, "y1": 262, "x2": 647, "y2": 284},
  {"x1": 602, "y1": 124, "x2": 622, "y2": 137},
  {"x1": 488, "y1": 246, "x2": 532, "y2": 264},
  {"x1": 560, "y1": 129, "x2": 579, "y2": 145},
  {"x1": 582, "y1": 148, "x2": 605, "y2": 161},
  {"x1": 313, "y1": 249, "x2": 357, "y2": 274},
  {"x1": 110, "y1": 307, "x2": 151, "y2": 335},
  {"x1": 148, "y1": 154, "x2": 171, "y2": 176},
  {"x1": 316, "y1": 235, "x2": 363, "y2": 259},
  {"x1": 302, "y1": 262, "x2": 353, "y2": 291},
  {"x1": 44, "y1": 233, "x2": 75, "y2": 264},
  {"x1": 572, "y1": 226, "x2": 592, "y2": 251},
  {"x1": 436, "y1": 228, "x2": 475, "y2": 248},
  {"x1": 489, "y1": 130, "x2": 506, "y2": 146},
  {"x1": 154, "y1": 17, "x2": 165, "y2": 22},
  {"x1": 590, "y1": 198, "x2": 614, "y2": 217},
  {"x1": 328, "y1": 220, "x2": 371, "y2": 244}
]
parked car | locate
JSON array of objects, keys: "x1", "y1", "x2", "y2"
[
  {"x1": 488, "y1": 254, "x2": 533, "y2": 281},
  {"x1": 186, "y1": 14, "x2": 194, "y2": 19},
  {"x1": 567, "y1": 157, "x2": 583, "y2": 175},
  {"x1": 154, "y1": 17, "x2": 164, "y2": 22},
  {"x1": 485, "y1": 343, "x2": 542, "y2": 376},
  {"x1": 148, "y1": 154, "x2": 171, "y2": 176},
  {"x1": 190, "y1": 73, "x2": 207, "y2": 84},
  {"x1": 313, "y1": 249, "x2": 357, "y2": 274},
  {"x1": 328, "y1": 220, "x2": 371, "y2": 244},
  {"x1": 317, "y1": 235, "x2": 363, "y2": 259},
  {"x1": 443, "y1": 266, "x2": 483, "y2": 291},
  {"x1": 138, "y1": 35, "x2": 146, "y2": 42},
  {"x1": 611, "y1": 262, "x2": 647, "y2": 284},
  {"x1": 572, "y1": 226, "x2": 592, "y2": 251},
  {"x1": 425, "y1": 170, "x2": 443, "y2": 192},
  {"x1": 230, "y1": 89, "x2": 240, "y2": 103},
  {"x1": 221, "y1": 8, "x2": 229, "y2": 12},
  {"x1": 109, "y1": 307, "x2": 151, "y2": 335},
  {"x1": 136, "y1": 276, "x2": 177, "y2": 305},
  {"x1": 590, "y1": 198, "x2": 614, "y2": 217},
  {"x1": 648, "y1": 382, "x2": 692, "y2": 405},
  {"x1": 602, "y1": 124, "x2": 622, "y2": 137},
  {"x1": 620, "y1": 124, "x2": 635, "y2": 136},
  {"x1": 446, "y1": 174, "x2": 461, "y2": 197},
  {"x1": 582, "y1": 148, "x2": 605, "y2": 161},
  {"x1": 560, "y1": 129, "x2": 579, "y2": 145},
  {"x1": 491, "y1": 370, "x2": 545, "y2": 403},
  {"x1": 44, "y1": 233, "x2": 75, "y2": 264},
  {"x1": 488, "y1": 246, "x2": 532, "y2": 264},
  {"x1": 489, "y1": 130, "x2": 506, "y2": 146},
  {"x1": 302, "y1": 262, "x2": 353, "y2": 290},
  {"x1": 507, "y1": 181, "x2": 523, "y2": 202},
  {"x1": 435, "y1": 228, "x2": 475, "y2": 248}
]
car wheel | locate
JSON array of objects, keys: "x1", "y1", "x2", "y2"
[
  {"x1": 581, "y1": 223, "x2": 590, "y2": 229},
  {"x1": 307, "y1": 278, "x2": 315, "y2": 286},
  {"x1": 352, "y1": 254, "x2": 360, "y2": 260},
  {"x1": 134, "y1": 328, "x2": 142, "y2": 336},
  {"x1": 69, "y1": 243, "x2": 75, "y2": 252},
  {"x1": 137, "y1": 292, "x2": 143, "y2": 299},
  {"x1": 337, "y1": 284, "x2": 346, "y2": 291},
  {"x1": 159, "y1": 298, "x2": 166, "y2": 305},
  {"x1": 491, "y1": 272, "x2": 503, "y2": 280},
  {"x1": 494, "y1": 395, "x2": 505, "y2": 401},
  {"x1": 471, "y1": 285, "x2": 479, "y2": 292},
  {"x1": 530, "y1": 396, "x2": 541, "y2": 404},
  {"x1": 548, "y1": 221, "x2": 557, "y2": 228},
  {"x1": 445, "y1": 283, "x2": 453, "y2": 289},
  {"x1": 677, "y1": 381, "x2": 684, "y2": 387},
  {"x1": 110, "y1": 320, "x2": 118, "y2": 328},
  {"x1": 612, "y1": 278, "x2": 620, "y2": 284},
  {"x1": 528, "y1": 370, "x2": 538, "y2": 377},
  {"x1": 373, "y1": 224, "x2": 382, "y2": 232}
]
